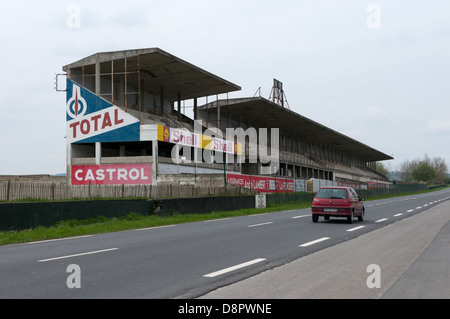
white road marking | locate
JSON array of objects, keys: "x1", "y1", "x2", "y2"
[
  {"x1": 375, "y1": 218, "x2": 388, "y2": 223},
  {"x1": 407, "y1": 209, "x2": 414, "y2": 213},
  {"x1": 134, "y1": 225, "x2": 176, "y2": 231},
  {"x1": 394, "y1": 213, "x2": 403, "y2": 217},
  {"x1": 346, "y1": 226, "x2": 365, "y2": 232},
  {"x1": 291, "y1": 215, "x2": 310, "y2": 219},
  {"x1": 204, "y1": 258, "x2": 266, "y2": 278},
  {"x1": 203, "y1": 218, "x2": 231, "y2": 223},
  {"x1": 248, "y1": 222, "x2": 273, "y2": 228},
  {"x1": 299, "y1": 237, "x2": 330, "y2": 248},
  {"x1": 25, "y1": 235, "x2": 94, "y2": 245},
  {"x1": 416, "y1": 207, "x2": 422, "y2": 209},
  {"x1": 38, "y1": 248, "x2": 119, "y2": 262}
]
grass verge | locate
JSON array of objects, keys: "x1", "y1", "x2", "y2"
[{"x1": 0, "y1": 202, "x2": 311, "y2": 246}]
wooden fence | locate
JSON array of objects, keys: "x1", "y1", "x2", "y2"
[{"x1": 0, "y1": 180, "x2": 256, "y2": 202}]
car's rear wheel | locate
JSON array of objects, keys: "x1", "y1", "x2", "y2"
[
  {"x1": 312, "y1": 214, "x2": 319, "y2": 223},
  {"x1": 358, "y1": 209, "x2": 365, "y2": 222},
  {"x1": 347, "y1": 210, "x2": 354, "y2": 224}
]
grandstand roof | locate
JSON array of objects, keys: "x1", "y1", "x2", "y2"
[
  {"x1": 199, "y1": 97, "x2": 393, "y2": 163},
  {"x1": 63, "y1": 48, "x2": 241, "y2": 102}
]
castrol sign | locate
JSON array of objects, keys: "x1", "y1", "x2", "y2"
[{"x1": 71, "y1": 164, "x2": 152, "y2": 185}]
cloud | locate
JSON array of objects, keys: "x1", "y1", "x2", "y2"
[
  {"x1": 362, "y1": 105, "x2": 388, "y2": 125},
  {"x1": 425, "y1": 119, "x2": 450, "y2": 133},
  {"x1": 365, "y1": 105, "x2": 385, "y2": 117}
]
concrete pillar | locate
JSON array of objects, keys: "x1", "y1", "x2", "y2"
[
  {"x1": 160, "y1": 87, "x2": 164, "y2": 115},
  {"x1": 152, "y1": 140, "x2": 158, "y2": 185},
  {"x1": 217, "y1": 95, "x2": 220, "y2": 129},
  {"x1": 95, "y1": 62, "x2": 100, "y2": 95},
  {"x1": 95, "y1": 142, "x2": 101, "y2": 165},
  {"x1": 67, "y1": 143, "x2": 72, "y2": 185},
  {"x1": 177, "y1": 92, "x2": 181, "y2": 122},
  {"x1": 194, "y1": 97, "x2": 198, "y2": 120}
]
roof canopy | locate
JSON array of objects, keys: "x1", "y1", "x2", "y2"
[
  {"x1": 199, "y1": 97, "x2": 393, "y2": 163},
  {"x1": 63, "y1": 48, "x2": 241, "y2": 102}
]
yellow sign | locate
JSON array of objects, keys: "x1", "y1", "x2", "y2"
[{"x1": 156, "y1": 125, "x2": 242, "y2": 156}]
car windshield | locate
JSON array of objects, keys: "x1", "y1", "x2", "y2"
[{"x1": 316, "y1": 188, "x2": 348, "y2": 199}]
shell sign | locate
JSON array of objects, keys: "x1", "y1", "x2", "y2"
[{"x1": 156, "y1": 125, "x2": 242, "y2": 156}]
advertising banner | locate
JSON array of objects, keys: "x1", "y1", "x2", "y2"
[
  {"x1": 66, "y1": 79, "x2": 140, "y2": 143},
  {"x1": 71, "y1": 164, "x2": 152, "y2": 185},
  {"x1": 227, "y1": 173, "x2": 295, "y2": 193},
  {"x1": 157, "y1": 125, "x2": 243, "y2": 156}
]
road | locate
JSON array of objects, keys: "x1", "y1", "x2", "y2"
[{"x1": 0, "y1": 188, "x2": 449, "y2": 299}]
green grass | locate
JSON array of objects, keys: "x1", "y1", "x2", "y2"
[
  {"x1": 0, "y1": 186, "x2": 448, "y2": 246},
  {"x1": 0, "y1": 202, "x2": 311, "y2": 246}
]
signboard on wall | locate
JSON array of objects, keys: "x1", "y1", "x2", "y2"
[
  {"x1": 255, "y1": 195, "x2": 267, "y2": 209},
  {"x1": 71, "y1": 164, "x2": 152, "y2": 185},
  {"x1": 66, "y1": 79, "x2": 140, "y2": 143},
  {"x1": 227, "y1": 173, "x2": 295, "y2": 193},
  {"x1": 157, "y1": 125, "x2": 243, "y2": 156}
]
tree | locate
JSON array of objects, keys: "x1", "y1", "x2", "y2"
[
  {"x1": 432, "y1": 156, "x2": 449, "y2": 184},
  {"x1": 411, "y1": 163, "x2": 436, "y2": 183},
  {"x1": 398, "y1": 154, "x2": 449, "y2": 183},
  {"x1": 376, "y1": 162, "x2": 389, "y2": 177}
]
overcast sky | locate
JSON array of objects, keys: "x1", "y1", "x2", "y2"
[{"x1": 1, "y1": 0, "x2": 449, "y2": 175}]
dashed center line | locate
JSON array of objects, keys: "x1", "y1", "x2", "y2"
[
  {"x1": 204, "y1": 258, "x2": 266, "y2": 278},
  {"x1": 394, "y1": 213, "x2": 403, "y2": 217},
  {"x1": 248, "y1": 222, "x2": 273, "y2": 228},
  {"x1": 291, "y1": 215, "x2": 310, "y2": 219},
  {"x1": 347, "y1": 226, "x2": 365, "y2": 232},
  {"x1": 299, "y1": 237, "x2": 330, "y2": 247},
  {"x1": 375, "y1": 218, "x2": 388, "y2": 223}
]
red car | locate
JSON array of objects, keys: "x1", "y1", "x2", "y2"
[{"x1": 311, "y1": 187, "x2": 365, "y2": 224}]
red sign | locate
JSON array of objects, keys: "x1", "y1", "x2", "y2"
[
  {"x1": 227, "y1": 173, "x2": 294, "y2": 193},
  {"x1": 71, "y1": 164, "x2": 152, "y2": 185}
]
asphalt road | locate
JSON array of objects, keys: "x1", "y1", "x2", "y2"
[{"x1": 0, "y1": 188, "x2": 449, "y2": 299}]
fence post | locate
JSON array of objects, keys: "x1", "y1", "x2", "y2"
[{"x1": 6, "y1": 180, "x2": 11, "y2": 202}]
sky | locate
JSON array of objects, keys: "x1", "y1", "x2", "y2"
[{"x1": 0, "y1": 0, "x2": 449, "y2": 175}]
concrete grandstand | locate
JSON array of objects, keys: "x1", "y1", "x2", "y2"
[{"x1": 61, "y1": 48, "x2": 393, "y2": 192}]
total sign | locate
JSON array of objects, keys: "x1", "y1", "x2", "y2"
[{"x1": 66, "y1": 79, "x2": 140, "y2": 143}]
